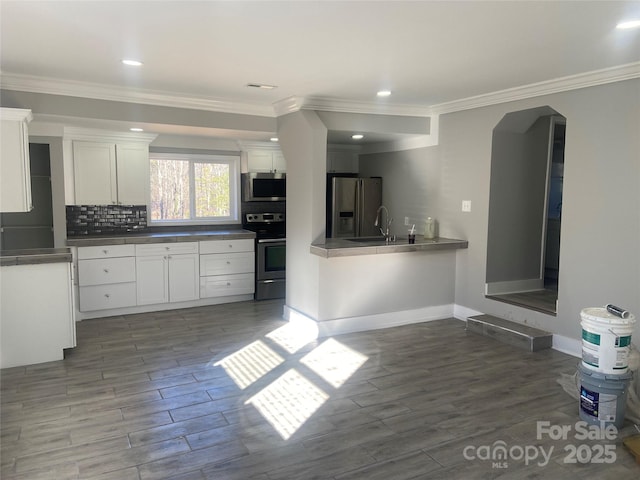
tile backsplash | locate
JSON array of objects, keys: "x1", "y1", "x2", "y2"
[{"x1": 66, "y1": 205, "x2": 147, "y2": 236}]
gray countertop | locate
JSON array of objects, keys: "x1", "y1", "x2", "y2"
[
  {"x1": 0, "y1": 248, "x2": 73, "y2": 266},
  {"x1": 66, "y1": 229, "x2": 256, "y2": 247},
  {"x1": 310, "y1": 236, "x2": 468, "y2": 258}
]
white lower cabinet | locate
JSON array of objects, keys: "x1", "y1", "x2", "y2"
[
  {"x1": 74, "y1": 237, "x2": 254, "y2": 318},
  {"x1": 200, "y1": 273, "x2": 254, "y2": 298},
  {"x1": 199, "y1": 239, "x2": 254, "y2": 298},
  {"x1": 79, "y1": 283, "x2": 137, "y2": 311},
  {"x1": 77, "y1": 245, "x2": 136, "y2": 312},
  {"x1": 135, "y1": 242, "x2": 199, "y2": 305},
  {"x1": 1, "y1": 261, "x2": 75, "y2": 368}
]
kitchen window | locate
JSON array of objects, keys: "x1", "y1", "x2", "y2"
[{"x1": 149, "y1": 152, "x2": 240, "y2": 225}]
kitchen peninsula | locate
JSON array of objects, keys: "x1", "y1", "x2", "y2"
[
  {"x1": 0, "y1": 248, "x2": 76, "y2": 368},
  {"x1": 285, "y1": 235, "x2": 469, "y2": 337},
  {"x1": 310, "y1": 236, "x2": 468, "y2": 257}
]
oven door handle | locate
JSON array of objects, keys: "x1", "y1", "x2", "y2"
[{"x1": 257, "y1": 238, "x2": 286, "y2": 244}]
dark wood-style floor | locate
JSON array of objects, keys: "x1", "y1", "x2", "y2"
[{"x1": 2, "y1": 299, "x2": 638, "y2": 479}]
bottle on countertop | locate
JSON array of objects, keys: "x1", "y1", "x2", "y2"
[{"x1": 425, "y1": 217, "x2": 436, "y2": 239}]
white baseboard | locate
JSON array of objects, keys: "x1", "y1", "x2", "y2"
[
  {"x1": 76, "y1": 294, "x2": 254, "y2": 320},
  {"x1": 552, "y1": 334, "x2": 581, "y2": 358},
  {"x1": 283, "y1": 303, "x2": 583, "y2": 358},
  {"x1": 453, "y1": 304, "x2": 484, "y2": 322},
  {"x1": 284, "y1": 303, "x2": 455, "y2": 337}
]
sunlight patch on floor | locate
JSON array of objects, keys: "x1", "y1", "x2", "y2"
[
  {"x1": 266, "y1": 321, "x2": 318, "y2": 354},
  {"x1": 245, "y1": 369, "x2": 329, "y2": 440},
  {"x1": 300, "y1": 338, "x2": 369, "y2": 388},
  {"x1": 214, "y1": 340, "x2": 284, "y2": 389},
  {"x1": 217, "y1": 314, "x2": 368, "y2": 440}
]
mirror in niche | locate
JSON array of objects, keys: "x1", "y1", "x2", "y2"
[{"x1": 485, "y1": 106, "x2": 565, "y2": 315}]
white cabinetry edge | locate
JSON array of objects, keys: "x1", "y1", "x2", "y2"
[{"x1": 73, "y1": 239, "x2": 255, "y2": 320}]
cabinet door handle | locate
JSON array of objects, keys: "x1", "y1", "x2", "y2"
[
  {"x1": 226, "y1": 282, "x2": 231, "y2": 286},
  {"x1": 226, "y1": 261, "x2": 231, "y2": 264},
  {"x1": 165, "y1": 246, "x2": 170, "y2": 251},
  {"x1": 228, "y1": 244, "x2": 233, "y2": 248},
  {"x1": 104, "y1": 293, "x2": 110, "y2": 298},
  {"x1": 103, "y1": 250, "x2": 108, "y2": 255},
  {"x1": 103, "y1": 268, "x2": 109, "y2": 273}
]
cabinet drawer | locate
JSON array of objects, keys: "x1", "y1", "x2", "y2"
[
  {"x1": 199, "y1": 239, "x2": 254, "y2": 254},
  {"x1": 78, "y1": 244, "x2": 135, "y2": 259},
  {"x1": 135, "y1": 242, "x2": 199, "y2": 256},
  {"x1": 199, "y1": 273, "x2": 254, "y2": 298},
  {"x1": 78, "y1": 257, "x2": 136, "y2": 286},
  {"x1": 79, "y1": 283, "x2": 136, "y2": 311},
  {"x1": 200, "y1": 252, "x2": 254, "y2": 276}
]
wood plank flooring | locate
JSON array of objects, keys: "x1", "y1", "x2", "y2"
[{"x1": 2, "y1": 299, "x2": 639, "y2": 479}]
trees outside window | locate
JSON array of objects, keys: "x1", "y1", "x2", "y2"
[{"x1": 149, "y1": 153, "x2": 239, "y2": 224}]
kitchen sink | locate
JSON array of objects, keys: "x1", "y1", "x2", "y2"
[{"x1": 345, "y1": 237, "x2": 388, "y2": 243}]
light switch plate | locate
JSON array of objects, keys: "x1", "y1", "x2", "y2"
[
  {"x1": 462, "y1": 200, "x2": 472, "y2": 212},
  {"x1": 404, "y1": 216, "x2": 410, "y2": 226}
]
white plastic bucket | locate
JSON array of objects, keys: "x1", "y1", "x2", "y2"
[
  {"x1": 578, "y1": 363, "x2": 632, "y2": 428},
  {"x1": 581, "y1": 307, "x2": 635, "y2": 374}
]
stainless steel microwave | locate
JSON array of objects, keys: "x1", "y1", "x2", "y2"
[{"x1": 242, "y1": 172, "x2": 286, "y2": 202}]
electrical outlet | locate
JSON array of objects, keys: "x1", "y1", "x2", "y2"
[
  {"x1": 404, "y1": 216, "x2": 410, "y2": 226},
  {"x1": 462, "y1": 200, "x2": 472, "y2": 212}
]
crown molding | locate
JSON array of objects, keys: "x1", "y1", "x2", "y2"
[
  {"x1": 0, "y1": 107, "x2": 33, "y2": 123},
  {"x1": 0, "y1": 73, "x2": 276, "y2": 118},
  {"x1": 62, "y1": 126, "x2": 158, "y2": 144},
  {"x1": 429, "y1": 62, "x2": 640, "y2": 115},
  {"x1": 2, "y1": 62, "x2": 638, "y2": 123},
  {"x1": 237, "y1": 140, "x2": 281, "y2": 150},
  {"x1": 273, "y1": 95, "x2": 432, "y2": 117}
]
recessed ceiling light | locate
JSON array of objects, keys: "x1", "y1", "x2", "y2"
[
  {"x1": 130, "y1": 127, "x2": 144, "y2": 132},
  {"x1": 377, "y1": 90, "x2": 392, "y2": 97},
  {"x1": 122, "y1": 59, "x2": 143, "y2": 66},
  {"x1": 352, "y1": 134, "x2": 364, "y2": 140},
  {"x1": 247, "y1": 83, "x2": 278, "y2": 90},
  {"x1": 270, "y1": 137, "x2": 279, "y2": 142},
  {"x1": 616, "y1": 19, "x2": 640, "y2": 29}
]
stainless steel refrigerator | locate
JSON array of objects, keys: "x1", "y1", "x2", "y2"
[{"x1": 329, "y1": 177, "x2": 382, "y2": 238}]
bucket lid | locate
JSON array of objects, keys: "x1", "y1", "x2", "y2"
[
  {"x1": 581, "y1": 307, "x2": 636, "y2": 324},
  {"x1": 578, "y1": 362, "x2": 633, "y2": 381}
]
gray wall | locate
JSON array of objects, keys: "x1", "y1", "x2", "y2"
[
  {"x1": 355, "y1": 79, "x2": 639, "y2": 343},
  {"x1": 277, "y1": 110, "x2": 328, "y2": 319},
  {"x1": 359, "y1": 146, "x2": 442, "y2": 237}
]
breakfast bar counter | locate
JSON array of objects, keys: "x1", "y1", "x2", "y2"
[{"x1": 310, "y1": 236, "x2": 468, "y2": 258}]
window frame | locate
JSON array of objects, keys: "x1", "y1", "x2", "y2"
[{"x1": 148, "y1": 152, "x2": 241, "y2": 226}]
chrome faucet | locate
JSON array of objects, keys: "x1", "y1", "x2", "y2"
[{"x1": 374, "y1": 205, "x2": 393, "y2": 243}]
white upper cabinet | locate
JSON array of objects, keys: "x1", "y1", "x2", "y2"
[
  {"x1": 0, "y1": 108, "x2": 33, "y2": 212},
  {"x1": 246, "y1": 148, "x2": 286, "y2": 173},
  {"x1": 73, "y1": 141, "x2": 150, "y2": 205},
  {"x1": 114, "y1": 143, "x2": 150, "y2": 205},
  {"x1": 73, "y1": 142, "x2": 117, "y2": 205},
  {"x1": 327, "y1": 149, "x2": 359, "y2": 173},
  {"x1": 64, "y1": 128, "x2": 157, "y2": 206}
]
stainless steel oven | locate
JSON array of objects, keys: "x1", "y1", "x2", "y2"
[
  {"x1": 256, "y1": 238, "x2": 286, "y2": 300},
  {"x1": 242, "y1": 212, "x2": 285, "y2": 300},
  {"x1": 242, "y1": 172, "x2": 286, "y2": 202}
]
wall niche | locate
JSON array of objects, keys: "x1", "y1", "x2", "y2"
[{"x1": 485, "y1": 106, "x2": 565, "y2": 315}]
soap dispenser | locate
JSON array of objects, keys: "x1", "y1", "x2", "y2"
[{"x1": 425, "y1": 217, "x2": 436, "y2": 239}]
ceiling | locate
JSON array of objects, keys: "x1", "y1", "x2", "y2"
[{"x1": 1, "y1": 1, "x2": 639, "y2": 144}]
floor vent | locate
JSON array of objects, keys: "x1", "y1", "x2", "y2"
[{"x1": 467, "y1": 314, "x2": 552, "y2": 352}]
